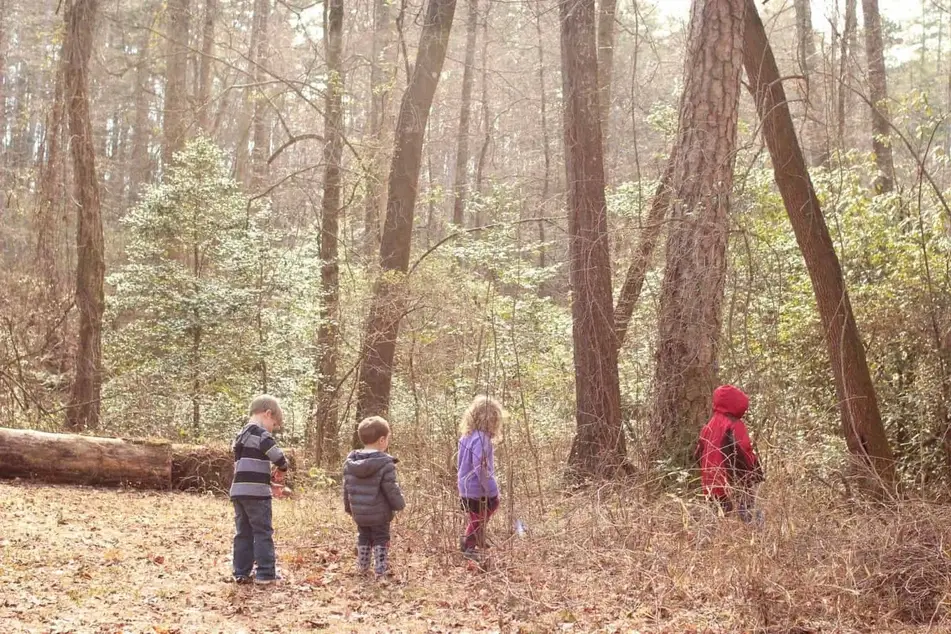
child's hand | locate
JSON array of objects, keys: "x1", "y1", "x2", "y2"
[{"x1": 272, "y1": 469, "x2": 286, "y2": 485}]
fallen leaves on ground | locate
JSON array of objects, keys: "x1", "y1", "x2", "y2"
[{"x1": 0, "y1": 482, "x2": 940, "y2": 633}]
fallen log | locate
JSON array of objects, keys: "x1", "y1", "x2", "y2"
[
  {"x1": 0, "y1": 427, "x2": 172, "y2": 488},
  {"x1": 0, "y1": 427, "x2": 297, "y2": 494}
]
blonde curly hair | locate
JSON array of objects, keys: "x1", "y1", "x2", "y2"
[{"x1": 458, "y1": 395, "x2": 505, "y2": 438}]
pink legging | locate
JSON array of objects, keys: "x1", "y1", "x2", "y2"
[{"x1": 462, "y1": 499, "x2": 498, "y2": 549}]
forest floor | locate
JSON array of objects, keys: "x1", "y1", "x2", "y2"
[{"x1": 0, "y1": 480, "x2": 947, "y2": 634}]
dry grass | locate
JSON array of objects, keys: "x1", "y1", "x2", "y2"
[{"x1": 0, "y1": 472, "x2": 949, "y2": 633}]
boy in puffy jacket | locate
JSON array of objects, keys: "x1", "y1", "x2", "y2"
[
  {"x1": 695, "y1": 385, "x2": 764, "y2": 522},
  {"x1": 343, "y1": 416, "x2": 406, "y2": 576}
]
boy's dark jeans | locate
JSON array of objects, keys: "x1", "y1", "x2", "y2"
[
  {"x1": 357, "y1": 522, "x2": 391, "y2": 547},
  {"x1": 233, "y1": 497, "x2": 276, "y2": 580}
]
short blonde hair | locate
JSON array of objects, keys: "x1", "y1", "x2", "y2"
[
  {"x1": 249, "y1": 394, "x2": 283, "y2": 422},
  {"x1": 358, "y1": 416, "x2": 391, "y2": 445},
  {"x1": 459, "y1": 395, "x2": 504, "y2": 438}
]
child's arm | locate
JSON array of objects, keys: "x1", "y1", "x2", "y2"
[
  {"x1": 734, "y1": 421, "x2": 764, "y2": 483},
  {"x1": 471, "y1": 436, "x2": 494, "y2": 496},
  {"x1": 259, "y1": 431, "x2": 289, "y2": 471},
  {"x1": 381, "y1": 464, "x2": 406, "y2": 512},
  {"x1": 343, "y1": 480, "x2": 351, "y2": 515}
]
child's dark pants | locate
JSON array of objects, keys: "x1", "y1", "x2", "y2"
[
  {"x1": 356, "y1": 523, "x2": 391, "y2": 575},
  {"x1": 232, "y1": 497, "x2": 276, "y2": 581}
]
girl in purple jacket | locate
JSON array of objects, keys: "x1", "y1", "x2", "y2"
[{"x1": 457, "y1": 395, "x2": 505, "y2": 557}]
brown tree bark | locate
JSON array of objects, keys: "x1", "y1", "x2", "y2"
[
  {"x1": 837, "y1": 0, "x2": 857, "y2": 149},
  {"x1": 313, "y1": 0, "x2": 344, "y2": 466},
  {"x1": 450, "y1": 0, "x2": 478, "y2": 227},
  {"x1": 861, "y1": 0, "x2": 896, "y2": 192},
  {"x1": 596, "y1": 0, "x2": 616, "y2": 165},
  {"x1": 196, "y1": 0, "x2": 216, "y2": 132},
  {"x1": 743, "y1": 0, "x2": 896, "y2": 489},
  {"x1": 0, "y1": 428, "x2": 173, "y2": 489},
  {"x1": 363, "y1": 0, "x2": 395, "y2": 255},
  {"x1": 64, "y1": 0, "x2": 105, "y2": 432},
  {"x1": 354, "y1": 0, "x2": 457, "y2": 425},
  {"x1": 162, "y1": 0, "x2": 190, "y2": 167},
  {"x1": 794, "y1": 0, "x2": 827, "y2": 165},
  {"x1": 650, "y1": 0, "x2": 745, "y2": 464},
  {"x1": 249, "y1": 0, "x2": 270, "y2": 191},
  {"x1": 560, "y1": 0, "x2": 627, "y2": 479}
]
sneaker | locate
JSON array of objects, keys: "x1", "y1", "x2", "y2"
[
  {"x1": 233, "y1": 575, "x2": 252, "y2": 585},
  {"x1": 253, "y1": 575, "x2": 282, "y2": 586}
]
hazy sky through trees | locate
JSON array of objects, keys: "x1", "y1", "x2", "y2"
[{"x1": 658, "y1": 0, "x2": 921, "y2": 27}]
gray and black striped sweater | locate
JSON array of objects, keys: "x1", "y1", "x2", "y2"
[{"x1": 230, "y1": 421, "x2": 288, "y2": 499}]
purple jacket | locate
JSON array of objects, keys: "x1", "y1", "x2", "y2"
[{"x1": 457, "y1": 431, "x2": 499, "y2": 499}]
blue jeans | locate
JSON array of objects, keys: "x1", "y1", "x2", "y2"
[{"x1": 232, "y1": 498, "x2": 276, "y2": 580}]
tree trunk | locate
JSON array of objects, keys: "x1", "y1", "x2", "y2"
[
  {"x1": 861, "y1": 0, "x2": 895, "y2": 192},
  {"x1": 0, "y1": 428, "x2": 291, "y2": 492},
  {"x1": 363, "y1": 0, "x2": 395, "y2": 255},
  {"x1": 650, "y1": 0, "x2": 745, "y2": 465},
  {"x1": 450, "y1": 0, "x2": 478, "y2": 227},
  {"x1": 837, "y1": 0, "x2": 857, "y2": 150},
  {"x1": 129, "y1": 8, "x2": 156, "y2": 200},
  {"x1": 196, "y1": 0, "x2": 216, "y2": 132},
  {"x1": 743, "y1": 0, "x2": 896, "y2": 490},
  {"x1": 162, "y1": 0, "x2": 190, "y2": 167},
  {"x1": 36, "y1": 43, "x2": 66, "y2": 302},
  {"x1": 233, "y1": 0, "x2": 263, "y2": 185},
  {"x1": 613, "y1": 157, "x2": 675, "y2": 348},
  {"x1": 535, "y1": 0, "x2": 551, "y2": 268},
  {"x1": 354, "y1": 0, "x2": 457, "y2": 425},
  {"x1": 794, "y1": 0, "x2": 827, "y2": 165},
  {"x1": 249, "y1": 0, "x2": 270, "y2": 191},
  {"x1": 473, "y1": 2, "x2": 492, "y2": 213},
  {"x1": 313, "y1": 0, "x2": 344, "y2": 466},
  {"x1": 560, "y1": 0, "x2": 627, "y2": 479},
  {"x1": 0, "y1": 0, "x2": 7, "y2": 170},
  {"x1": 0, "y1": 428, "x2": 172, "y2": 488},
  {"x1": 596, "y1": 0, "x2": 616, "y2": 167},
  {"x1": 64, "y1": 0, "x2": 105, "y2": 432}
]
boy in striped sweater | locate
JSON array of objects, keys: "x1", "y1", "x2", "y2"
[{"x1": 230, "y1": 394, "x2": 289, "y2": 585}]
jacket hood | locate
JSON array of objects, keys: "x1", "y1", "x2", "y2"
[
  {"x1": 344, "y1": 450, "x2": 395, "y2": 478},
  {"x1": 712, "y1": 385, "x2": 749, "y2": 418}
]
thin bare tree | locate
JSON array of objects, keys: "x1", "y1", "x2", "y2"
[
  {"x1": 743, "y1": 0, "x2": 896, "y2": 490},
  {"x1": 451, "y1": 0, "x2": 478, "y2": 227},
  {"x1": 354, "y1": 0, "x2": 457, "y2": 425},
  {"x1": 313, "y1": 0, "x2": 344, "y2": 465},
  {"x1": 196, "y1": 0, "x2": 216, "y2": 132},
  {"x1": 362, "y1": 0, "x2": 396, "y2": 254},
  {"x1": 64, "y1": 0, "x2": 105, "y2": 431},
  {"x1": 162, "y1": 0, "x2": 189, "y2": 167},
  {"x1": 861, "y1": 0, "x2": 896, "y2": 192},
  {"x1": 794, "y1": 0, "x2": 827, "y2": 165}
]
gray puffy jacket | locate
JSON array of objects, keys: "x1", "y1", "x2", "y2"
[{"x1": 343, "y1": 450, "x2": 406, "y2": 526}]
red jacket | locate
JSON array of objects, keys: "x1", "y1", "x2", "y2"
[{"x1": 695, "y1": 385, "x2": 762, "y2": 499}]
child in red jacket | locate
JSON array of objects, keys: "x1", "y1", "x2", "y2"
[{"x1": 695, "y1": 385, "x2": 764, "y2": 522}]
